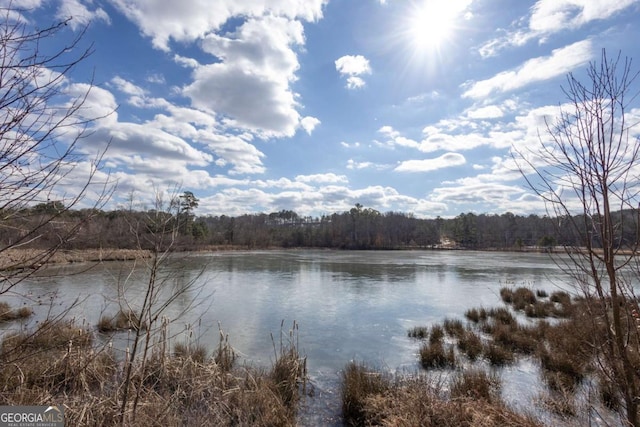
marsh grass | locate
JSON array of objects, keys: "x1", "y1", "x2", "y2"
[
  {"x1": 429, "y1": 324, "x2": 445, "y2": 344},
  {"x1": 0, "y1": 319, "x2": 306, "y2": 427},
  {"x1": 0, "y1": 301, "x2": 32, "y2": 322},
  {"x1": 173, "y1": 341, "x2": 207, "y2": 363},
  {"x1": 464, "y1": 306, "x2": 488, "y2": 323},
  {"x1": 341, "y1": 362, "x2": 542, "y2": 427},
  {"x1": 97, "y1": 310, "x2": 147, "y2": 332},
  {"x1": 536, "y1": 289, "x2": 549, "y2": 298},
  {"x1": 450, "y1": 369, "x2": 501, "y2": 403},
  {"x1": 484, "y1": 343, "x2": 516, "y2": 366},
  {"x1": 407, "y1": 325, "x2": 429, "y2": 339},
  {"x1": 420, "y1": 341, "x2": 456, "y2": 369},
  {"x1": 443, "y1": 317, "x2": 465, "y2": 339},
  {"x1": 341, "y1": 362, "x2": 390, "y2": 426},
  {"x1": 457, "y1": 330, "x2": 483, "y2": 361},
  {"x1": 490, "y1": 323, "x2": 537, "y2": 355}
]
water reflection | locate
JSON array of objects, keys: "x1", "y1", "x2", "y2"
[{"x1": 5, "y1": 249, "x2": 575, "y2": 421}]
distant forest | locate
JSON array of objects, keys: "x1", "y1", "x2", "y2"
[{"x1": 4, "y1": 200, "x2": 639, "y2": 252}]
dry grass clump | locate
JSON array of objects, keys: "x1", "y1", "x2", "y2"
[
  {"x1": 0, "y1": 319, "x2": 307, "y2": 427},
  {"x1": 536, "y1": 289, "x2": 548, "y2": 298},
  {"x1": 270, "y1": 324, "x2": 307, "y2": 409},
  {"x1": 449, "y1": 369, "x2": 501, "y2": 403},
  {"x1": 97, "y1": 310, "x2": 147, "y2": 332},
  {"x1": 420, "y1": 341, "x2": 456, "y2": 370},
  {"x1": 407, "y1": 325, "x2": 429, "y2": 339},
  {"x1": 550, "y1": 291, "x2": 571, "y2": 305},
  {"x1": 341, "y1": 362, "x2": 391, "y2": 426},
  {"x1": 2, "y1": 320, "x2": 92, "y2": 354},
  {"x1": 464, "y1": 306, "x2": 488, "y2": 323},
  {"x1": 490, "y1": 323, "x2": 537, "y2": 355},
  {"x1": 429, "y1": 324, "x2": 445, "y2": 344},
  {"x1": 443, "y1": 318, "x2": 465, "y2": 339},
  {"x1": 457, "y1": 330, "x2": 483, "y2": 361},
  {"x1": 0, "y1": 301, "x2": 32, "y2": 322},
  {"x1": 341, "y1": 362, "x2": 542, "y2": 427},
  {"x1": 487, "y1": 307, "x2": 517, "y2": 327},
  {"x1": 173, "y1": 341, "x2": 207, "y2": 363},
  {"x1": 484, "y1": 343, "x2": 515, "y2": 366}
]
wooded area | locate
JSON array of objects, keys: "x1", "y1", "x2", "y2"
[{"x1": 3, "y1": 199, "x2": 637, "y2": 252}]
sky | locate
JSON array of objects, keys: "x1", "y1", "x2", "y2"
[{"x1": 10, "y1": 0, "x2": 640, "y2": 218}]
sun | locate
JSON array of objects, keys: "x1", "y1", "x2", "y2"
[{"x1": 407, "y1": 1, "x2": 468, "y2": 52}]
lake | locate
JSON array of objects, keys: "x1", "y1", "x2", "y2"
[{"x1": 7, "y1": 249, "x2": 580, "y2": 424}]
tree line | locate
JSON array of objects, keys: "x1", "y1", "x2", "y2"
[{"x1": 3, "y1": 198, "x2": 638, "y2": 252}]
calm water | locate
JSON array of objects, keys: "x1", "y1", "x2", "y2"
[{"x1": 7, "y1": 250, "x2": 582, "y2": 424}]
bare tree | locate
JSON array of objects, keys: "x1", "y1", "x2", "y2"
[
  {"x1": 0, "y1": 6, "x2": 111, "y2": 290},
  {"x1": 518, "y1": 50, "x2": 640, "y2": 426},
  {"x1": 116, "y1": 188, "x2": 211, "y2": 425}
]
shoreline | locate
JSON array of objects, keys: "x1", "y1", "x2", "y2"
[{"x1": 1, "y1": 244, "x2": 632, "y2": 271}]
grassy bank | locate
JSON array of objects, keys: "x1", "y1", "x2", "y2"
[
  {"x1": 0, "y1": 248, "x2": 153, "y2": 270},
  {"x1": 0, "y1": 320, "x2": 307, "y2": 426}
]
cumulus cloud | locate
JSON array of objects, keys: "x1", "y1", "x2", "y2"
[
  {"x1": 111, "y1": 76, "x2": 146, "y2": 97},
  {"x1": 183, "y1": 16, "x2": 305, "y2": 138},
  {"x1": 110, "y1": 0, "x2": 327, "y2": 51},
  {"x1": 56, "y1": 0, "x2": 110, "y2": 30},
  {"x1": 300, "y1": 116, "x2": 321, "y2": 134},
  {"x1": 464, "y1": 40, "x2": 592, "y2": 99},
  {"x1": 174, "y1": 55, "x2": 200, "y2": 69},
  {"x1": 395, "y1": 153, "x2": 466, "y2": 172},
  {"x1": 295, "y1": 173, "x2": 348, "y2": 184},
  {"x1": 479, "y1": 0, "x2": 634, "y2": 57},
  {"x1": 466, "y1": 105, "x2": 504, "y2": 119},
  {"x1": 86, "y1": 123, "x2": 213, "y2": 167},
  {"x1": 335, "y1": 55, "x2": 372, "y2": 89}
]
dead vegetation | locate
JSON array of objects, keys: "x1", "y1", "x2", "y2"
[
  {"x1": 341, "y1": 362, "x2": 542, "y2": 427},
  {"x1": 402, "y1": 286, "x2": 638, "y2": 425},
  {"x1": 0, "y1": 319, "x2": 307, "y2": 426}
]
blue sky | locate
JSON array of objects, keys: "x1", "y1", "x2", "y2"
[{"x1": 14, "y1": 0, "x2": 640, "y2": 218}]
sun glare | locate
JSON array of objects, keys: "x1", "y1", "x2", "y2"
[{"x1": 407, "y1": 1, "x2": 468, "y2": 53}]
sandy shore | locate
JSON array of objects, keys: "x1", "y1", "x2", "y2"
[{"x1": 0, "y1": 248, "x2": 152, "y2": 270}]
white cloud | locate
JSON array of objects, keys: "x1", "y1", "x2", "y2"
[
  {"x1": 183, "y1": 15, "x2": 304, "y2": 138},
  {"x1": 335, "y1": 55, "x2": 372, "y2": 89},
  {"x1": 395, "y1": 153, "x2": 466, "y2": 172},
  {"x1": 346, "y1": 76, "x2": 366, "y2": 89},
  {"x1": 430, "y1": 180, "x2": 531, "y2": 212},
  {"x1": 347, "y1": 159, "x2": 369, "y2": 169},
  {"x1": 479, "y1": 0, "x2": 635, "y2": 57},
  {"x1": 530, "y1": 0, "x2": 637, "y2": 33},
  {"x1": 295, "y1": 173, "x2": 348, "y2": 184},
  {"x1": 464, "y1": 40, "x2": 592, "y2": 99},
  {"x1": 56, "y1": 0, "x2": 110, "y2": 30},
  {"x1": 195, "y1": 182, "x2": 448, "y2": 218},
  {"x1": 110, "y1": 0, "x2": 327, "y2": 51},
  {"x1": 466, "y1": 105, "x2": 504, "y2": 119},
  {"x1": 111, "y1": 76, "x2": 146, "y2": 97},
  {"x1": 174, "y1": 55, "x2": 200, "y2": 69},
  {"x1": 341, "y1": 141, "x2": 361, "y2": 148},
  {"x1": 335, "y1": 55, "x2": 372, "y2": 75},
  {"x1": 300, "y1": 116, "x2": 321, "y2": 134}
]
